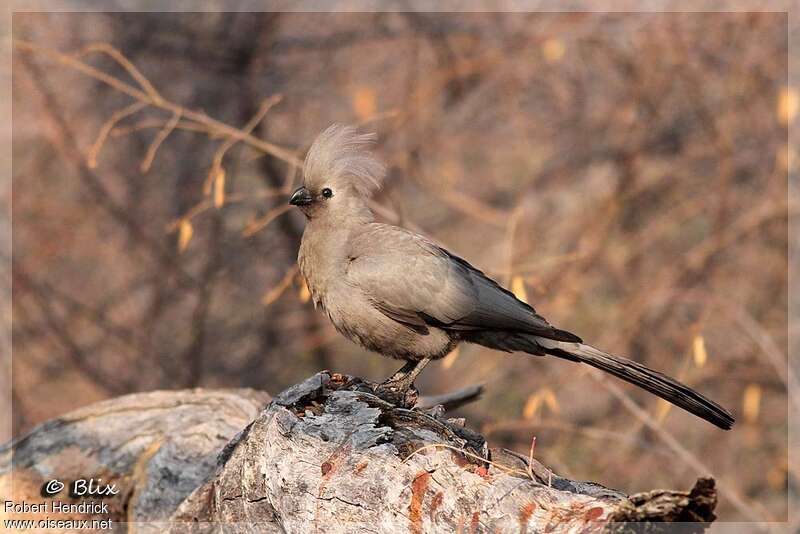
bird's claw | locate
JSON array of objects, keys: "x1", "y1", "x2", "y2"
[{"x1": 373, "y1": 381, "x2": 419, "y2": 409}]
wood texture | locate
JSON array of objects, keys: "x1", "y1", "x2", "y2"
[{"x1": 2, "y1": 373, "x2": 717, "y2": 532}]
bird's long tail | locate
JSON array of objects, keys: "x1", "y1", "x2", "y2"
[{"x1": 468, "y1": 332, "x2": 734, "y2": 429}]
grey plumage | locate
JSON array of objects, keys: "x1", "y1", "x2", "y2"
[{"x1": 290, "y1": 124, "x2": 734, "y2": 430}]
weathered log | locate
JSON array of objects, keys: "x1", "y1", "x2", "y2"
[
  {"x1": 1, "y1": 388, "x2": 271, "y2": 526},
  {"x1": 2, "y1": 372, "x2": 717, "y2": 533}
]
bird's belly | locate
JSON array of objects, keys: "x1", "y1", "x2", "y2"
[{"x1": 324, "y1": 294, "x2": 455, "y2": 361}]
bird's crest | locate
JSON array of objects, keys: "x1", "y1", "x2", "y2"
[{"x1": 303, "y1": 124, "x2": 386, "y2": 198}]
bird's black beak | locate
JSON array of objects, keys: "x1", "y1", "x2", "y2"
[{"x1": 289, "y1": 186, "x2": 313, "y2": 206}]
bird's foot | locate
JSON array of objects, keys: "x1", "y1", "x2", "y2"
[{"x1": 373, "y1": 381, "x2": 419, "y2": 409}]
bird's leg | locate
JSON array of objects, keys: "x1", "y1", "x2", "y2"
[
  {"x1": 375, "y1": 358, "x2": 432, "y2": 408},
  {"x1": 385, "y1": 359, "x2": 425, "y2": 383},
  {"x1": 401, "y1": 357, "x2": 432, "y2": 386},
  {"x1": 383, "y1": 357, "x2": 431, "y2": 390}
]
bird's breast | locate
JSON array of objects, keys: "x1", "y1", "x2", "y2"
[
  {"x1": 297, "y1": 229, "x2": 455, "y2": 361},
  {"x1": 321, "y1": 286, "x2": 456, "y2": 361}
]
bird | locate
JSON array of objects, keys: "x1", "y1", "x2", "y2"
[{"x1": 289, "y1": 124, "x2": 734, "y2": 430}]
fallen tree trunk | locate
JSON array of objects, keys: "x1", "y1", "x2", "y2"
[{"x1": 2, "y1": 372, "x2": 717, "y2": 533}]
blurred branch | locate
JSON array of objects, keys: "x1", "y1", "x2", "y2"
[
  {"x1": 165, "y1": 188, "x2": 287, "y2": 233},
  {"x1": 13, "y1": 40, "x2": 302, "y2": 167},
  {"x1": 179, "y1": 212, "x2": 223, "y2": 388},
  {"x1": 720, "y1": 298, "x2": 799, "y2": 413},
  {"x1": 16, "y1": 51, "x2": 201, "y2": 291},
  {"x1": 140, "y1": 109, "x2": 181, "y2": 172},
  {"x1": 13, "y1": 40, "x2": 420, "y2": 245},
  {"x1": 261, "y1": 266, "x2": 299, "y2": 307},
  {"x1": 204, "y1": 95, "x2": 283, "y2": 195},
  {"x1": 87, "y1": 101, "x2": 148, "y2": 168},
  {"x1": 619, "y1": 199, "x2": 795, "y2": 343},
  {"x1": 594, "y1": 372, "x2": 765, "y2": 523},
  {"x1": 13, "y1": 39, "x2": 443, "y2": 247},
  {"x1": 12, "y1": 264, "x2": 137, "y2": 395},
  {"x1": 15, "y1": 273, "x2": 143, "y2": 351},
  {"x1": 75, "y1": 42, "x2": 164, "y2": 102},
  {"x1": 241, "y1": 205, "x2": 293, "y2": 237},
  {"x1": 417, "y1": 383, "x2": 485, "y2": 411},
  {"x1": 111, "y1": 117, "x2": 216, "y2": 137}
]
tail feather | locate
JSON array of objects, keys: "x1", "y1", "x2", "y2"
[
  {"x1": 549, "y1": 343, "x2": 734, "y2": 429},
  {"x1": 467, "y1": 331, "x2": 734, "y2": 430}
]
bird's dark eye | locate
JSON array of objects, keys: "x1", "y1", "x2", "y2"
[{"x1": 321, "y1": 188, "x2": 333, "y2": 199}]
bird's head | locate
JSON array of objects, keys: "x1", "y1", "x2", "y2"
[{"x1": 289, "y1": 124, "x2": 385, "y2": 222}]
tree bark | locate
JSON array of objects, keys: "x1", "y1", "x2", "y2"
[{"x1": 1, "y1": 372, "x2": 717, "y2": 533}]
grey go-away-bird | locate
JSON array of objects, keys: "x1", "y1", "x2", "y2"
[{"x1": 289, "y1": 124, "x2": 734, "y2": 430}]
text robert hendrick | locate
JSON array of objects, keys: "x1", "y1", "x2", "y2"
[{"x1": 4, "y1": 500, "x2": 109, "y2": 515}]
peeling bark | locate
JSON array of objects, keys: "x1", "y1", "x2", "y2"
[{"x1": 2, "y1": 373, "x2": 717, "y2": 533}]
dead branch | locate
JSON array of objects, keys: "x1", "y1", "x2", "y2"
[
  {"x1": 203, "y1": 95, "x2": 284, "y2": 197},
  {"x1": 2, "y1": 373, "x2": 719, "y2": 532},
  {"x1": 87, "y1": 101, "x2": 148, "y2": 168},
  {"x1": 14, "y1": 40, "x2": 302, "y2": 167},
  {"x1": 140, "y1": 110, "x2": 182, "y2": 172}
]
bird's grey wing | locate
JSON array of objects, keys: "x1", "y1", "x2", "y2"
[
  {"x1": 347, "y1": 224, "x2": 581, "y2": 342},
  {"x1": 346, "y1": 225, "x2": 476, "y2": 329},
  {"x1": 438, "y1": 249, "x2": 581, "y2": 342}
]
